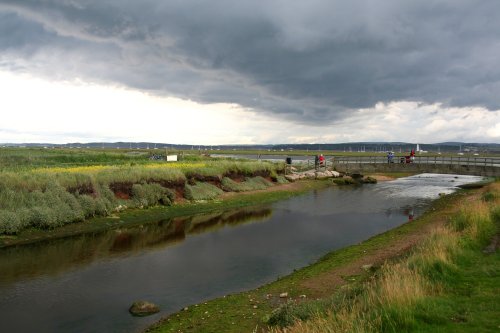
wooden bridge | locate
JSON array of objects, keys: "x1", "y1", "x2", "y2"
[{"x1": 330, "y1": 156, "x2": 500, "y2": 177}]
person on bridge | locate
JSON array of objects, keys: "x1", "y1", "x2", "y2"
[
  {"x1": 387, "y1": 151, "x2": 394, "y2": 163},
  {"x1": 319, "y1": 154, "x2": 325, "y2": 168}
]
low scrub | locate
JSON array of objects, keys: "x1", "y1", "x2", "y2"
[
  {"x1": 0, "y1": 158, "x2": 282, "y2": 234},
  {"x1": 221, "y1": 176, "x2": 273, "y2": 192},
  {"x1": 331, "y1": 177, "x2": 356, "y2": 185},
  {"x1": 184, "y1": 182, "x2": 223, "y2": 201},
  {"x1": 131, "y1": 183, "x2": 175, "y2": 208},
  {"x1": 0, "y1": 182, "x2": 118, "y2": 233}
]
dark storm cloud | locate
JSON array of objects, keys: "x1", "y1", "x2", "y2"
[{"x1": 1, "y1": 0, "x2": 499, "y2": 123}]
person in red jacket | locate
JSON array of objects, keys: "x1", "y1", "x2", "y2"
[{"x1": 319, "y1": 154, "x2": 325, "y2": 167}]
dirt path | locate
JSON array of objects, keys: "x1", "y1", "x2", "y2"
[{"x1": 300, "y1": 188, "x2": 484, "y2": 297}]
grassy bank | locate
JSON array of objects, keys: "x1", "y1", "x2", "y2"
[
  {"x1": 146, "y1": 182, "x2": 498, "y2": 333},
  {"x1": 0, "y1": 180, "x2": 329, "y2": 248},
  {"x1": 266, "y1": 183, "x2": 499, "y2": 333},
  {"x1": 0, "y1": 155, "x2": 285, "y2": 235}
]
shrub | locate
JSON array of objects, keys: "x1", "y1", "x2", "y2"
[
  {"x1": 77, "y1": 194, "x2": 97, "y2": 218},
  {"x1": 17, "y1": 208, "x2": 34, "y2": 229},
  {"x1": 221, "y1": 177, "x2": 245, "y2": 192},
  {"x1": 481, "y1": 191, "x2": 496, "y2": 202},
  {"x1": 275, "y1": 175, "x2": 289, "y2": 184},
  {"x1": 221, "y1": 176, "x2": 273, "y2": 192},
  {"x1": 331, "y1": 177, "x2": 356, "y2": 185},
  {"x1": 184, "y1": 182, "x2": 223, "y2": 200},
  {"x1": 95, "y1": 197, "x2": 110, "y2": 216},
  {"x1": 0, "y1": 210, "x2": 23, "y2": 234},
  {"x1": 31, "y1": 206, "x2": 60, "y2": 229},
  {"x1": 131, "y1": 183, "x2": 174, "y2": 208}
]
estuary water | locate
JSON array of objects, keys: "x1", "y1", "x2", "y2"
[{"x1": 0, "y1": 173, "x2": 484, "y2": 333}]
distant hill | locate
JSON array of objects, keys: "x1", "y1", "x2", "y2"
[{"x1": 1, "y1": 141, "x2": 499, "y2": 153}]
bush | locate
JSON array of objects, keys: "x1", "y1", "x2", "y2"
[
  {"x1": 131, "y1": 183, "x2": 174, "y2": 208},
  {"x1": 31, "y1": 206, "x2": 60, "y2": 229},
  {"x1": 184, "y1": 182, "x2": 223, "y2": 200},
  {"x1": 274, "y1": 175, "x2": 289, "y2": 184},
  {"x1": 221, "y1": 176, "x2": 273, "y2": 192},
  {"x1": 95, "y1": 197, "x2": 110, "y2": 216},
  {"x1": 331, "y1": 177, "x2": 356, "y2": 185},
  {"x1": 221, "y1": 177, "x2": 246, "y2": 192},
  {"x1": 0, "y1": 210, "x2": 23, "y2": 234},
  {"x1": 77, "y1": 194, "x2": 97, "y2": 218},
  {"x1": 482, "y1": 191, "x2": 496, "y2": 202}
]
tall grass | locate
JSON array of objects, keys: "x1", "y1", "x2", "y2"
[
  {"x1": 268, "y1": 186, "x2": 499, "y2": 333},
  {"x1": 184, "y1": 182, "x2": 224, "y2": 201},
  {"x1": 0, "y1": 157, "x2": 283, "y2": 234},
  {"x1": 221, "y1": 176, "x2": 273, "y2": 192}
]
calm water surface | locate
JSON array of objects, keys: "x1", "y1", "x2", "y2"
[{"x1": 0, "y1": 174, "x2": 484, "y2": 333}]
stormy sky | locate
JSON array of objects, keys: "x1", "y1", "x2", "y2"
[{"x1": 0, "y1": 0, "x2": 499, "y2": 144}]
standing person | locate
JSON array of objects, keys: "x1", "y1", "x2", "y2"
[
  {"x1": 410, "y1": 149, "x2": 415, "y2": 163},
  {"x1": 319, "y1": 154, "x2": 325, "y2": 168},
  {"x1": 387, "y1": 151, "x2": 391, "y2": 163},
  {"x1": 314, "y1": 155, "x2": 319, "y2": 170}
]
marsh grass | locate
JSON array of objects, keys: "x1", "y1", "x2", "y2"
[
  {"x1": 268, "y1": 185, "x2": 499, "y2": 333},
  {"x1": 221, "y1": 176, "x2": 273, "y2": 192},
  {"x1": 0, "y1": 154, "x2": 283, "y2": 234},
  {"x1": 184, "y1": 182, "x2": 224, "y2": 201}
]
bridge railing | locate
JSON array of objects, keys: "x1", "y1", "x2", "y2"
[{"x1": 332, "y1": 155, "x2": 500, "y2": 167}]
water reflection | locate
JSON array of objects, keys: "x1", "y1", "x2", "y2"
[{"x1": 0, "y1": 207, "x2": 272, "y2": 285}]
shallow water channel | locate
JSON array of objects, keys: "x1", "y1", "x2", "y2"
[{"x1": 0, "y1": 174, "x2": 485, "y2": 333}]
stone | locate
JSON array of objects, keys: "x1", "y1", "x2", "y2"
[
  {"x1": 129, "y1": 301, "x2": 160, "y2": 317},
  {"x1": 315, "y1": 172, "x2": 329, "y2": 179},
  {"x1": 304, "y1": 172, "x2": 316, "y2": 179},
  {"x1": 331, "y1": 171, "x2": 340, "y2": 177},
  {"x1": 279, "y1": 292, "x2": 288, "y2": 298},
  {"x1": 361, "y1": 264, "x2": 373, "y2": 271},
  {"x1": 285, "y1": 174, "x2": 300, "y2": 182}
]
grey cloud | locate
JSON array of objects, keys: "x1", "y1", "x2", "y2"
[{"x1": 0, "y1": 0, "x2": 499, "y2": 124}]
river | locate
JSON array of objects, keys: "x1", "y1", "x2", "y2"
[{"x1": 0, "y1": 173, "x2": 484, "y2": 333}]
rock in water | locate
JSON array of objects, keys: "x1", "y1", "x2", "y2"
[{"x1": 129, "y1": 301, "x2": 160, "y2": 317}]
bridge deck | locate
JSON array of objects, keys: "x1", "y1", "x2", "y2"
[{"x1": 330, "y1": 156, "x2": 500, "y2": 177}]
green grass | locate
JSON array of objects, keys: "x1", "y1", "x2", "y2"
[
  {"x1": 263, "y1": 184, "x2": 500, "y2": 333},
  {"x1": 407, "y1": 252, "x2": 499, "y2": 332},
  {"x1": 221, "y1": 176, "x2": 273, "y2": 192},
  {"x1": 185, "y1": 182, "x2": 224, "y2": 200},
  {"x1": 0, "y1": 147, "x2": 149, "y2": 171}
]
